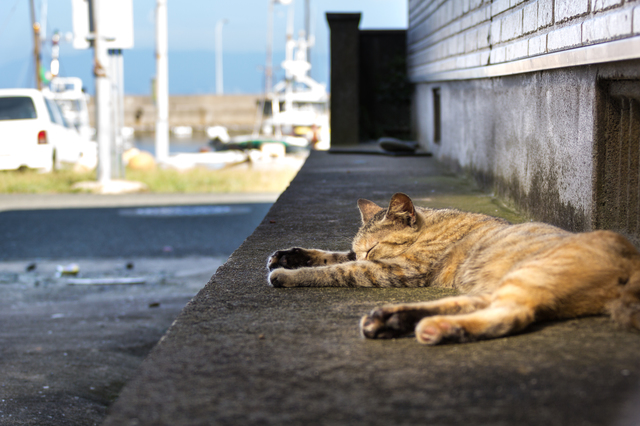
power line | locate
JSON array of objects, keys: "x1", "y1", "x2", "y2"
[{"x1": 0, "y1": 0, "x2": 22, "y2": 39}]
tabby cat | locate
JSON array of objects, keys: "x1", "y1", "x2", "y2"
[{"x1": 267, "y1": 193, "x2": 640, "y2": 344}]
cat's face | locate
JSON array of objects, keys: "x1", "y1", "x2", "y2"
[
  {"x1": 353, "y1": 193, "x2": 420, "y2": 260},
  {"x1": 353, "y1": 212, "x2": 419, "y2": 260}
]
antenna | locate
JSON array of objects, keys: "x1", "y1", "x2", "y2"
[{"x1": 286, "y1": 2, "x2": 294, "y2": 39}]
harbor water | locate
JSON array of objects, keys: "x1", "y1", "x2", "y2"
[{"x1": 132, "y1": 135, "x2": 211, "y2": 157}]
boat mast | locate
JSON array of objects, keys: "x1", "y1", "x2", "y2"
[
  {"x1": 305, "y1": 0, "x2": 310, "y2": 72},
  {"x1": 265, "y1": 0, "x2": 274, "y2": 96},
  {"x1": 29, "y1": 0, "x2": 42, "y2": 90}
]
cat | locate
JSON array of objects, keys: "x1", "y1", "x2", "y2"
[{"x1": 267, "y1": 193, "x2": 640, "y2": 345}]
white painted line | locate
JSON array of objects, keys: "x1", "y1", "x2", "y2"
[{"x1": 118, "y1": 205, "x2": 252, "y2": 217}]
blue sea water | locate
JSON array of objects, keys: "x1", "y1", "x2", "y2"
[{"x1": 0, "y1": 49, "x2": 329, "y2": 96}]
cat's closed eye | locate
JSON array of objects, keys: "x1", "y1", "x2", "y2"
[
  {"x1": 365, "y1": 243, "x2": 379, "y2": 260},
  {"x1": 385, "y1": 240, "x2": 409, "y2": 246}
]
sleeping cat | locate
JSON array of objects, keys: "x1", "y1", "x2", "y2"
[{"x1": 267, "y1": 193, "x2": 640, "y2": 345}]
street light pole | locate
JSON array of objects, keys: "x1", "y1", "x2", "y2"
[
  {"x1": 215, "y1": 19, "x2": 228, "y2": 95},
  {"x1": 93, "y1": 0, "x2": 112, "y2": 185},
  {"x1": 155, "y1": 0, "x2": 169, "y2": 162}
]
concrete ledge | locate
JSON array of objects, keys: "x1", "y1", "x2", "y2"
[
  {"x1": 103, "y1": 152, "x2": 640, "y2": 425},
  {"x1": 0, "y1": 192, "x2": 280, "y2": 212},
  {"x1": 410, "y1": 36, "x2": 640, "y2": 83}
]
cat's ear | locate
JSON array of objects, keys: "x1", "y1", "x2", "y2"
[
  {"x1": 386, "y1": 193, "x2": 416, "y2": 225},
  {"x1": 357, "y1": 199, "x2": 383, "y2": 224}
]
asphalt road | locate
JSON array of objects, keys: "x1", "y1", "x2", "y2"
[
  {"x1": 0, "y1": 202, "x2": 273, "y2": 260},
  {"x1": 0, "y1": 196, "x2": 274, "y2": 425}
]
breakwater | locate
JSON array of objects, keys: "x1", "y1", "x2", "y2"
[{"x1": 88, "y1": 94, "x2": 260, "y2": 133}]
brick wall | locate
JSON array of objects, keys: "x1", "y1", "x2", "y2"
[{"x1": 408, "y1": 0, "x2": 640, "y2": 81}]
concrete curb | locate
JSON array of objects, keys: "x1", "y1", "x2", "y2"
[
  {"x1": 0, "y1": 192, "x2": 281, "y2": 212},
  {"x1": 102, "y1": 151, "x2": 640, "y2": 425}
]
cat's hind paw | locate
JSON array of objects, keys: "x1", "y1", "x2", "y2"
[
  {"x1": 360, "y1": 307, "x2": 414, "y2": 339},
  {"x1": 267, "y1": 247, "x2": 312, "y2": 271},
  {"x1": 415, "y1": 317, "x2": 467, "y2": 345}
]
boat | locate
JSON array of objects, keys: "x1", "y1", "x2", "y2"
[
  {"x1": 211, "y1": 3, "x2": 330, "y2": 153},
  {"x1": 171, "y1": 125, "x2": 193, "y2": 138},
  {"x1": 210, "y1": 133, "x2": 309, "y2": 154},
  {"x1": 258, "y1": 28, "x2": 330, "y2": 150}
]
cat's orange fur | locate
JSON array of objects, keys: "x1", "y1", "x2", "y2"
[{"x1": 267, "y1": 193, "x2": 640, "y2": 344}]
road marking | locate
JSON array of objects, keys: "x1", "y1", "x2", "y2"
[{"x1": 118, "y1": 205, "x2": 252, "y2": 217}]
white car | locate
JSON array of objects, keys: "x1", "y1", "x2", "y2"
[{"x1": 0, "y1": 88, "x2": 96, "y2": 172}]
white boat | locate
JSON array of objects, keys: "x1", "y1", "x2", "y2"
[
  {"x1": 171, "y1": 126, "x2": 193, "y2": 138},
  {"x1": 162, "y1": 151, "x2": 248, "y2": 170},
  {"x1": 260, "y1": 30, "x2": 330, "y2": 149}
]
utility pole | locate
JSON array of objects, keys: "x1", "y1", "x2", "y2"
[
  {"x1": 29, "y1": 0, "x2": 42, "y2": 90},
  {"x1": 215, "y1": 19, "x2": 228, "y2": 95},
  {"x1": 93, "y1": 0, "x2": 112, "y2": 185},
  {"x1": 155, "y1": 0, "x2": 169, "y2": 162}
]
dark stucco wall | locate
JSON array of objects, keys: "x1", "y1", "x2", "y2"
[{"x1": 414, "y1": 60, "x2": 640, "y2": 239}]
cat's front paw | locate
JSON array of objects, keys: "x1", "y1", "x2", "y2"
[
  {"x1": 267, "y1": 247, "x2": 312, "y2": 271},
  {"x1": 268, "y1": 268, "x2": 296, "y2": 288}
]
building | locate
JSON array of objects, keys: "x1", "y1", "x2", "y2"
[{"x1": 408, "y1": 0, "x2": 640, "y2": 244}]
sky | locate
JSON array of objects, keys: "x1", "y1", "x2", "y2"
[{"x1": 0, "y1": 0, "x2": 407, "y2": 95}]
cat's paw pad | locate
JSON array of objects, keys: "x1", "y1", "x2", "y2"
[{"x1": 267, "y1": 248, "x2": 312, "y2": 271}]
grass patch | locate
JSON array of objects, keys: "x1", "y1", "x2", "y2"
[
  {"x1": 126, "y1": 166, "x2": 298, "y2": 193},
  {"x1": 0, "y1": 165, "x2": 299, "y2": 194},
  {"x1": 0, "y1": 168, "x2": 96, "y2": 193}
]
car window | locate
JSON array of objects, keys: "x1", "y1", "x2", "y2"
[
  {"x1": 53, "y1": 100, "x2": 77, "y2": 129},
  {"x1": 51, "y1": 99, "x2": 73, "y2": 129},
  {"x1": 0, "y1": 96, "x2": 38, "y2": 121},
  {"x1": 44, "y1": 97, "x2": 66, "y2": 126}
]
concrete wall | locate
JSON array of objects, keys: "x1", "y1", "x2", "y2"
[
  {"x1": 88, "y1": 94, "x2": 259, "y2": 132},
  {"x1": 416, "y1": 61, "x2": 640, "y2": 232},
  {"x1": 408, "y1": 0, "x2": 640, "y2": 237}
]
